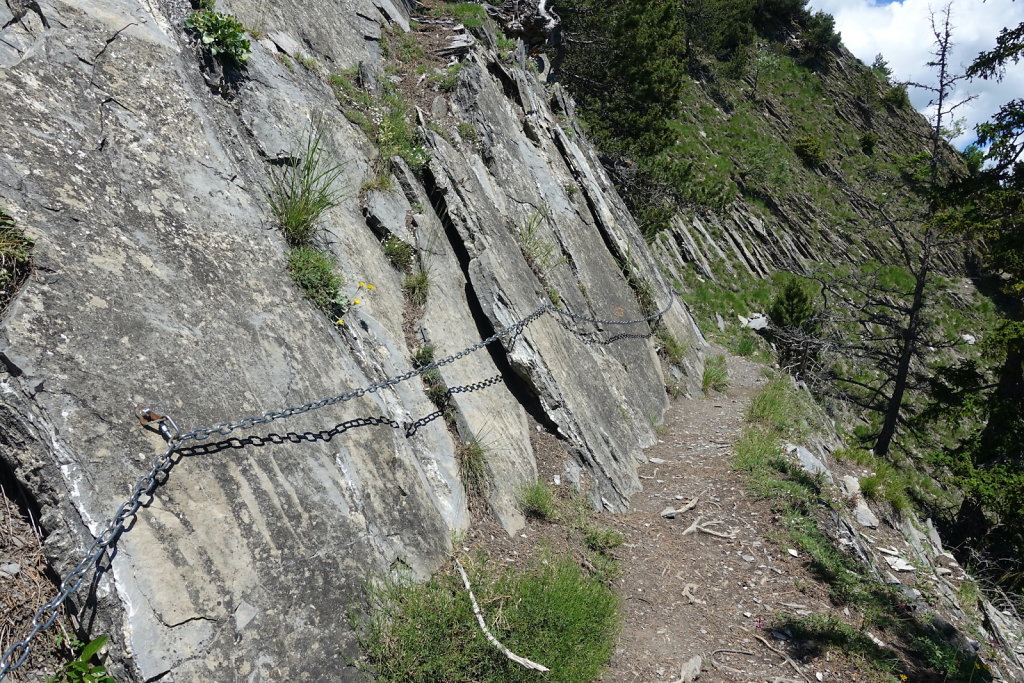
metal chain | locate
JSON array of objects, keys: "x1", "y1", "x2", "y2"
[{"x1": 0, "y1": 280, "x2": 678, "y2": 679}]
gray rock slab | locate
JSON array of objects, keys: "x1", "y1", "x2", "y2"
[
  {"x1": 0, "y1": 1, "x2": 710, "y2": 680},
  {"x1": 787, "y1": 444, "x2": 834, "y2": 483}
]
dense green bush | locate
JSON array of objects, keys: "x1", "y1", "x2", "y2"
[
  {"x1": 802, "y1": 11, "x2": 841, "y2": 58},
  {"x1": 792, "y1": 134, "x2": 826, "y2": 165},
  {"x1": 882, "y1": 84, "x2": 911, "y2": 109},
  {"x1": 859, "y1": 130, "x2": 879, "y2": 155}
]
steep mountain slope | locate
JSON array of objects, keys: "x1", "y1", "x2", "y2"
[{"x1": 0, "y1": 0, "x2": 704, "y2": 679}]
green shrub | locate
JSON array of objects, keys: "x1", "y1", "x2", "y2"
[
  {"x1": 859, "y1": 130, "x2": 879, "y2": 155},
  {"x1": 360, "y1": 555, "x2": 619, "y2": 682},
  {"x1": 769, "y1": 278, "x2": 818, "y2": 332},
  {"x1": 0, "y1": 210, "x2": 32, "y2": 307},
  {"x1": 882, "y1": 84, "x2": 910, "y2": 110},
  {"x1": 403, "y1": 270, "x2": 429, "y2": 306},
  {"x1": 793, "y1": 134, "x2": 826, "y2": 166},
  {"x1": 701, "y1": 354, "x2": 729, "y2": 395},
  {"x1": 382, "y1": 236, "x2": 415, "y2": 271},
  {"x1": 286, "y1": 247, "x2": 344, "y2": 315},
  {"x1": 184, "y1": 11, "x2": 251, "y2": 64},
  {"x1": 520, "y1": 482, "x2": 558, "y2": 520},
  {"x1": 802, "y1": 11, "x2": 841, "y2": 57},
  {"x1": 268, "y1": 120, "x2": 346, "y2": 246}
]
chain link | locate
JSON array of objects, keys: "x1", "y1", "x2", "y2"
[{"x1": 0, "y1": 282, "x2": 678, "y2": 679}]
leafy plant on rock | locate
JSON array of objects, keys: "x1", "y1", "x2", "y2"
[
  {"x1": 184, "y1": 11, "x2": 252, "y2": 65},
  {"x1": 45, "y1": 635, "x2": 115, "y2": 683}
]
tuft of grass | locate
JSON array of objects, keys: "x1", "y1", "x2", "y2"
[
  {"x1": 859, "y1": 461, "x2": 911, "y2": 513},
  {"x1": 295, "y1": 53, "x2": 319, "y2": 71},
  {"x1": 458, "y1": 436, "x2": 489, "y2": 496},
  {"x1": 392, "y1": 32, "x2": 425, "y2": 63},
  {"x1": 701, "y1": 354, "x2": 729, "y2": 395},
  {"x1": 517, "y1": 211, "x2": 566, "y2": 275},
  {"x1": 0, "y1": 210, "x2": 32, "y2": 308},
  {"x1": 286, "y1": 246, "x2": 344, "y2": 315},
  {"x1": 520, "y1": 481, "x2": 558, "y2": 521},
  {"x1": 583, "y1": 527, "x2": 624, "y2": 552},
  {"x1": 359, "y1": 554, "x2": 619, "y2": 682},
  {"x1": 403, "y1": 270, "x2": 429, "y2": 306},
  {"x1": 382, "y1": 236, "x2": 415, "y2": 271},
  {"x1": 268, "y1": 118, "x2": 346, "y2": 246}
]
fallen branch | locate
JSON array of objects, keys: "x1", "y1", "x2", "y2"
[
  {"x1": 454, "y1": 559, "x2": 550, "y2": 673},
  {"x1": 682, "y1": 515, "x2": 704, "y2": 536},
  {"x1": 681, "y1": 516, "x2": 736, "y2": 539},
  {"x1": 754, "y1": 634, "x2": 812, "y2": 683},
  {"x1": 661, "y1": 498, "x2": 699, "y2": 518}
]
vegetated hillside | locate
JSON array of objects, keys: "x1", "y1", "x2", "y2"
[
  {"x1": 556, "y1": 0, "x2": 1024, "y2": 635},
  {"x1": 556, "y1": 0, "x2": 965, "y2": 279},
  {"x1": 0, "y1": 0, "x2": 705, "y2": 679}
]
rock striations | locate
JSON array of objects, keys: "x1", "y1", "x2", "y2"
[{"x1": 0, "y1": 0, "x2": 704, "y2": 679}]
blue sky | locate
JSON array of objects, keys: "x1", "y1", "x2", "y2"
[{"x1": 806, "y1": 0, "x2": 1024, "y2": 148}]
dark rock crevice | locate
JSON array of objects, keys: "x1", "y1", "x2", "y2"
[{"x1": 419, "y1": 166, "x2": 558, "y2": 436}]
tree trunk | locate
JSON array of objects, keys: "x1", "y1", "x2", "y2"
[{"x1": 874, "y1": 269, "x2": 928, "y2": 457}]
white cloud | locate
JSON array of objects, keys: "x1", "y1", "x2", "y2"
[{"x1": 806, "y1": 0, "x2": 1024, "y2": 148}]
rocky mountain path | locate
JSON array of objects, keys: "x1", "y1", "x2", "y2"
[{"x1": 594, "y1": 353, "x2": 865, "y2": 683}]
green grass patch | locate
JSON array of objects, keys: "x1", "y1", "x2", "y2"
[
  {"x1": 701, "y1": 354, "x2": 729, "y2": 395},
  {"x1": 403, "y1": 270, "x2": 429, "y2": 306},
  {"x1": 286, "y1": 246, "x2": 344, "y2": 316},
  {"x1": 430, "y1": 63, "x2": 466, "y2": 91},
  {"x1": 746, "y1": 375, "x2": 813, "y2": 437},
  {"x1": 520, "y1": 481, "x2": 558, "y2": 521},
  {"x1": 583, "y1": 527, "x2": 624, "y2": 552},
  {"x1": 382, "y1": 235, "x2": 415, "y2": 271},
  {"x1": 360, "y1": 554, "x2": 619, "y2": 682}
]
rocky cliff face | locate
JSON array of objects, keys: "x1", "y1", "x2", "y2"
[{"x1": 0, "y1": 0, "x2": 704, "y2": 679}]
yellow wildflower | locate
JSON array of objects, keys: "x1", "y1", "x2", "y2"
[
  {"x1": 352, "y1": 298, "x2": 361, "y2": 305},
  {"x1": 336, "y1": 319, "x2": 345, "y2": 326},
  {"x1": 365, "y1": 283, "x2": 376, "y2": 290}
]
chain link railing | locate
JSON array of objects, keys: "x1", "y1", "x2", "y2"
[{"x1": 0, "y1": 286, "x2": 676, "y2": 679}]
